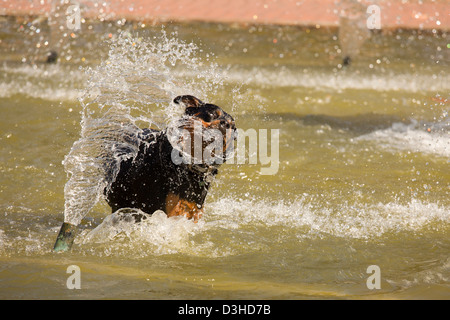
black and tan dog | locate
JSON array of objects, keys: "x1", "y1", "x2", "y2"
[{"x1": 54, "y1": 95, "x2": 236, "y2": 251}]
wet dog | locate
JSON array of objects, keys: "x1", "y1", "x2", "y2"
[
  {"x1": 54, "y1": 95, "x2": 236, "y2": 251},
  {"x1": 105, "y1": 95, "x2": 236, "y2": 222}
]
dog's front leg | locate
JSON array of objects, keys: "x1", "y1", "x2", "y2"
[{"x1": 165, "y1": 193, "x2": 203, "y2": 222}]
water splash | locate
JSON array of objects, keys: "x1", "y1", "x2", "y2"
[
  {"x1": 76, "y1": 196, "x2": 449, "y2": 258},
  {"x1": 206, "y1": 197, "x2": 449, "y2": 239},
  {"x1": 82, "y1": 208, "x2": 201, "y2": 255},
  {"x1": 62, "y1": 31, "x2": 226, "y2": 226}
]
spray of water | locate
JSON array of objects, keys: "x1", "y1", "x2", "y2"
[{"x1": 62, "y1": 31, "x2": 226, "y2": 226}]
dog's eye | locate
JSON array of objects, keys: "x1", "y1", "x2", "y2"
[
  {"x1": 208, "y1": 110, "x2": 222, "y2": 121},
  {"x1": 202, "y1": 113, "x2": 213, "y2": 122}
]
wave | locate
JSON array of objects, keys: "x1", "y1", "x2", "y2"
[
  {"x1": 0, "y1": 82, "x2": 81, "y2": 101},
  {"x1": 0, "y1": 64, "x2": 85, "y2": 101},
  {"x1": 79, "y1": 197, "x2": 449, "y2": 257},
  {"x1": 220, "y1": 66, "x2": 450, "y2": 92},
  {"x1": 356, "y1": 120, "x2": 450, "y2": 158},
  {"x1": 2, "y1": 59, "x2": 449, "y2": 104}
]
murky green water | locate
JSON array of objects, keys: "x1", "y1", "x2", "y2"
[{"x1": 0, "y1": 18, "x2": 449, "y2": 299}]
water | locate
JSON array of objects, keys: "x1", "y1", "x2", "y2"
[{"x1": 0, "y1": 18, "x2": 449, "y2": 299}]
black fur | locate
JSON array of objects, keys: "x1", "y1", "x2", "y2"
[{"x1": 105, "y1": 96, "x2": 235, "y2": 216}]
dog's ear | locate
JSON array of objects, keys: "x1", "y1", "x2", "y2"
[{"x1": 173, "y1": 95, "x2": 204, "y2": 108}]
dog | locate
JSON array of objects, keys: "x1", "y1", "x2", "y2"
[
  {"x1": 54, "y1": 95, "x2": 236, "y2": 251},
  {"x1": 105, "y1": 95, "x2": 236, "y2": 222},
  {"x1": 53, "y1": 95, "x2": 237, "y2": 251}
]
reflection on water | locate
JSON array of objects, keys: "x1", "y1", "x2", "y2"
[{"x1": 0, "y1": 17, "x2": 448, "y2": 299}]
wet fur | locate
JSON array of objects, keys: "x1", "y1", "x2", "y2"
[{"x1": 105, "y1": 95, "x2": 235, "y2": 222}]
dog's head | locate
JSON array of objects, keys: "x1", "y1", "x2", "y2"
[{"x1": 169, "y1": 95, "x2": 236, "y2": 166}]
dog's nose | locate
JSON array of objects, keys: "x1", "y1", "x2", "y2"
[
  {"x1": 220, "y1": 119, "x2": 232, "y2": 130},
  {"x1": 219, "y1": 112, "x2": 235, "y2": 128},
  {"x1": 219, "y1": 117, "x2": 237, "y2": 142},
  {"x1": 219, "y1": 118, "x2": 236, "y2": 135}
]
